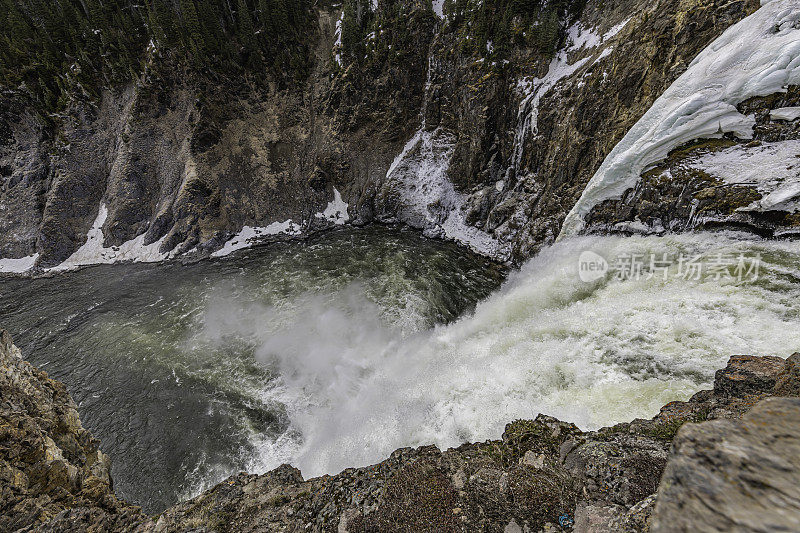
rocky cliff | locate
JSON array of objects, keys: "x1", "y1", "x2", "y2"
[
  {"x1": 2, "y1": 0, "x2": 779, "y2": 273},
  {"x1": 0, "y1": 330, "x2": 144, "y2": 531},
  {"x1": 3, "y1": 330, "x2": 800, "y2": 532}
]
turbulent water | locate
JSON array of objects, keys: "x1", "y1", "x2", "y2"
[
  {"x1": 0, "y1": 227, "x2": 505, "y2": 513},
  {"x1": 2, "y1": 227, "x2": 800, "y2": 514}
]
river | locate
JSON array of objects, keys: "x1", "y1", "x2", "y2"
[{"x1": 2, "y1": 227, "x2": 799, "y2": 514}]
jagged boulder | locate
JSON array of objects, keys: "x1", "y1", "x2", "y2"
[{"x1": 713, "y1": 354, "x2": 787, "y2": 398}]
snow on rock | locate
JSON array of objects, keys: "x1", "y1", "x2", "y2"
[
  {"x1": 50, "y1": 204, "x2": 175, "y2": 271},
  {"x1": 689, "y1": 140, "x2": 800, "y2": 212},
  {"x1": 566, "y1": 18, "x2": 629, "y2": 51},
  {"x1": 770, "y1": 107, "x2": 800, "y2": 121},
  {"x1": 333, "y1": 11, "x2": 344, "y2": 66},
  {"x1": 0, "y1": 254, "x2": 39, "y2": 274},
  {"x1": 432, "y1": 0, "x2": 445, "y2": 18},
  {"x1": 383, "y1": 128, "x2": 510, "y2": 259},
  {"x1": 212, "y1": 221, "x2": 303, "y2": 258},
  {"x1": 316, "y1": 187, "x2": 350, "y2": 225},
  {"x1": 512, "y1": 53, "x2": 590, "y2": 168},
  {"x1": 511, "y1": 19, "x2": 629, "y2": 170},
  {"x1": 560, "y1": 0, "x2": 800, "y2": 238}
]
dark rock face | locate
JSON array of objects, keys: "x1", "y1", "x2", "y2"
[
  {"x1": 651, "y1": 398, "x2": 800, "y2": 533},
  {"x1": 0, "y1": 0, "x2": 761, "y2": 269},
  {"x1": 2, "y1": 328, "x2": 800, "y2": 532},
  {"x1": 0, "y1": 330, "x2": 144, "y2": 531}
]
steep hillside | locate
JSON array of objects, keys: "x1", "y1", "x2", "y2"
[{"x1": 0, "y1": 0, "x2": 767, "y2": 272}]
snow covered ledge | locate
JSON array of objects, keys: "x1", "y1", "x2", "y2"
[{"x1": 559, "y1": 0, "x2": 800, "y2": 239}]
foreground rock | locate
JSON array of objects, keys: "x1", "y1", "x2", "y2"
[
  {"x1": 2, "y1": 328, "x2": 799, "y2": 532},
  {"x1": 0, "y1": 331, "x2": 144, "y2": 531},
  {"x1": 651, "y1": 397, "x2": 800, "y2": 533}
]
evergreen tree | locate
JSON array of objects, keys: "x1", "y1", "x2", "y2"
[
  {"x1": 237, "y1": 0, "x2": 256, "y2": 50},
  {"x1": 341, "y1": 0, "x2": 373, "y2": 64},
  {"x1": 179, "y1": 0, "x2": 204, "y2": 56}
]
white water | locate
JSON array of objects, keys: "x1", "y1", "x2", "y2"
[{"x1": 194, "y1": 231, "x2": 800, "y2": 483}]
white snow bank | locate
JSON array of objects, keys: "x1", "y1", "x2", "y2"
[
  {"x1": 689, "y1": 140, "x2": 800, "y2": 212},
  {"x1": 560, "y1": 0, "x2": 800, "y2": 238},
  {"x1": 383, "y1": 128, "x2": 511, "y2": 259},
  {"x1": 212, "y1": 220, "x2": 303, "y2": 258},
  {"x1": 771, "y1": 106, "x2": 800, "y2": 121},
  {"x1": 50, "y1": 204, "x2": 174, "y2": 271},
  {"x1": 316, "y1": 187, "x2": 350, "y2": 225},
  {"x1": 0, "y1": 254, "x2": 39, "y2": 274}
]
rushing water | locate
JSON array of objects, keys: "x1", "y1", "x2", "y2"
[
  {"x1": 0, "y1": 227, "x2": 505, "y2": 513},
  {"x1": 2, "y1": 227, "x2": 799, "y2": 515}
]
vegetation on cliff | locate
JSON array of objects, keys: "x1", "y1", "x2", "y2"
[
  {"x1": 442, "y1": 0, "x2": 587, "y2": 56},
  {"x1": 0, "y1": 0, "x2": 317, "y2": 113}
]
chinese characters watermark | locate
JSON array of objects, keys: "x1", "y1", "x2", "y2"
[{"x1": 578, "y1": 251, "x2": 761, "y2": 283}]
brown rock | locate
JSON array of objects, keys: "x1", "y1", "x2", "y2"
[
  {"x1": 713, "y1": 355, "x2": 786, "y2": 398},
  {"x1": 774, "y1": 353, "x2": 800, "y2": 397}
]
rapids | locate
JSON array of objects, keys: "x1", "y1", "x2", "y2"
[{"x1": 2, "y1": 227, "x2": 798, "y2": 513}]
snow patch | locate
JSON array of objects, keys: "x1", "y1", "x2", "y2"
[
  {"x1": 566, "y1": 18, "x2": 630, "y2": 51},
  {"x1": 0, "y1": 254, "x2": 39, "y2": 274},
  {"x1": 316, "y1": 187, "x2": 350, "y2": 226},
  {"x1": 561, "y1": 0, "x2": 800, "y2": 237},
  {"x1": 770, "y1": 107, "x2": 800, "y2": 121},
  {"x1": 333, "y1": 11, "x2": 344, "y2": 66},
  {"x1": 212, "y1": 221, "x2": 303, "y2": 258},
  {"x1": 432, "y1": 0, "x2": 445, "y2": 18},
  {"x1": 689, "y1": 140, "x2": 800, "y2": 212},
  {"x1": 602, "y1": 18, "x2": 631, "y2": 42},
  {"x1": 383, "y1": 128, "x2": 510, "y2": 259},
  {"x1": 511, "y1": 19, "x2": 630, "y2": 170},
  {"x1": 512, "y1": 53, "x2": 589, "y2": 169},
  {"x1": 50, "y1": 205, "x2": 174, "y2": 272}
]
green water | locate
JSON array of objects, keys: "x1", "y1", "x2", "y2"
[{"x1": 0, "y1": 227, "x2": 505, "y2": 513}]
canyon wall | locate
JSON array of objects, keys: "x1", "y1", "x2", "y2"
[{"x1": 1, "y1": 0, "x2": 771, "y2": 271}]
